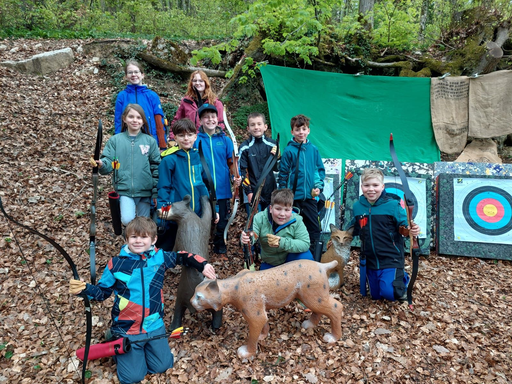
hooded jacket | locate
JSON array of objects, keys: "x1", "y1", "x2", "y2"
[
  {"x1": 83, "y1": 246, "x2": 207, "y2": 336},
  {"x1": 99, "y1": 131, "x2": 160, "y2": 198},
  {"x1": 115, "y1": 84, "x2": 166, "y2": 148},
  {"x1": 239, "y1": 135, "x2": 277, "y2": 203},
  {"x1": 349, "y1": 190, "x2": 408, "y2": 270},
  {"x1": 194, "y1": 127, "x2": 234, "y2": 200},
  {"x1": 278, "y1": 139, "x2": 325, "y2": 200},
  {"x1": 170, "y1": 96, "x2": 225, "y2": 138},
  {"x1": 157, "y1": 146, "x2": 209, "y2": 216},
  {"x1": 252, "y1": 207, "x2": 310, "y2": 266}
]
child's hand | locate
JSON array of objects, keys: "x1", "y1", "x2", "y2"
[
  {"x1": 69, "y1": 278, "x2": 86, "y2": 295},
  {"x1": 202, "y1": 263, "x2": 216, "y2": 279},
  {"x1": 214, "y1": 212, "x2": 220, "y2": 224},
  {"x1": 241, "y1": 231, "x2": 252, "y2": 245},
  {"x1": 409, "y1": 221, "x2": 421, "y2": 237},
  {"x1": 247, "y1": 193, "x2": 253, "y2": 204},
  {"x1": 311, "y1": 188, "x2": 320, "y2": 198},
  {"x1": 267, "y1": 234, "x2": 280, "y2": 247},
  {"x1": 90, "y1": 157, "x2": 103, "y2": 168},
  {"x1": 233, "y1": 176, "x2": 242, "y2": 187},
  {"x1": 168, "y1": 140, "x2": 176, "y2": 148},
  {"x1": 270, "y1": 146, "x2": 277, "y2": 155}
]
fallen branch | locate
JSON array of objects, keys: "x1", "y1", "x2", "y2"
[{"x1": 138, "y1": 52, "x2": 227, "y2": 78}]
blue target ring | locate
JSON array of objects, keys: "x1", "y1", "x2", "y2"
[
  {"x1": 462, "y1": 186, "x2": 512, "y2": 236},
  {"x1": 384, "y1": 182, "x2": 418, "y2": 220}
]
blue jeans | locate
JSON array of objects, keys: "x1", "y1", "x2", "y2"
[
  {"x1": 259, "y1": 250, "x2": 315, "y2": 270},
  {"x1": 115, "y1": 325, "x2": 174, "y2": 384},
  {"x1": 366, "y1": 268, "x2": 409, "y2": 301},
  {"x1": 119, "y1": 196, "x2": 151, "y2": 226}
]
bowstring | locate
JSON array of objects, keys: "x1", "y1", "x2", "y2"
[{"x1": 2, "y1": 213, "x2": 82, "y2": 379}]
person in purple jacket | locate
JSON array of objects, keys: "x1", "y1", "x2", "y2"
[
  {"x1": 114, "y1": 60, "x2": 167, "y2": 150},
  {"x1": 170, "y1": 70, "x2": 225, "y2": 141}
]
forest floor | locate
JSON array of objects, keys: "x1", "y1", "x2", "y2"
[{"x1": 0, "y1": 39, "x2": 511, "y2": 384}]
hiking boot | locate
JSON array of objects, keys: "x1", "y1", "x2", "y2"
[{"x1": 213, "y1": 245, "x2": 227, "y2": 255}]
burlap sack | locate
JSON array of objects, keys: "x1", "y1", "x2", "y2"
[
  {"x1": 469, "y1": 70, "x2": 512, "y2": 138},
  {"x1": 430, "y1": 77, "x2": 469, "y2": 154},
  {"x1": 455, "y1": 138, "x2": 502, "y2": 163}
]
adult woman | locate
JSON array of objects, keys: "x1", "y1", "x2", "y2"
[{"x1": 170, "y1": 70, "x2": 225, "y2": 139}]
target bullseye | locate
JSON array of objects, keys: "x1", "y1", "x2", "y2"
[{"x1": 462, "y1": 186, "x2": 512, "y2": 236}]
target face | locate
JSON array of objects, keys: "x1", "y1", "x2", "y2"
[
  {"x1": 384, "y1": 182, "x2": 419, "y2": 219},
  {"x1": 454, "y1": 178, "x2": 512, "y2": 244}
]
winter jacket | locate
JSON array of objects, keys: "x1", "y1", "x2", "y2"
[
  {"x1": 99, "y1": 131, "x2": 160, "y2": 198},
  {"x1": 170, "y1": 96, "x2": 225, "y2": 138},
  {"x1": 348, "y1": 190, "x2": 408, "y2": 270},
  {"x1": 114, "y1": 84, "x2": 167, "y2": 148},
  {"x1": 157, "y1": 146, "x2": 209, "y2": 216},
  {"x1": 194, "y1": 127, "x2": 234, "y2": 200},
  {"x1": 83, "y1": 246, "x2": 207, "y2": 336},
  {"x1": 277, "y1": 139, "x2": 325, "y2": 200},
  {"x1": 239, "y1": 135, "x2": 277, "y2": 204},
  {"x1": 252, "y1": 207, "x2": 310, "y2": 267}
]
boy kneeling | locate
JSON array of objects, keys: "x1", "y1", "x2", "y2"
[
  {"x1": 69, "y1": 217, "x2": 215, "y2": 384},
  {"x1": 241, "y1": 188, "x2": 314, "y2": 270}
]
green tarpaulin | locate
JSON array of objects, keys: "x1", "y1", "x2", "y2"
[{"x1": 260, "y1": 65, "x2": 440, "y2": 164}]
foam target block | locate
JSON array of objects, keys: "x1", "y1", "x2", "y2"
[{"x1": 437, "y1": 173, "x2": 512, "y2": 260}]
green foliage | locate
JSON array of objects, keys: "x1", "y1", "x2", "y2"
[
  {"x1": 373, "y1": 0, "x2": 420, "y2": 49},
  {"x1": 162, "y1": 103, "x2": 178, "y2": 123},
  {"x1": 231, "y1": 102, "x2": 270, "y2": 131}
]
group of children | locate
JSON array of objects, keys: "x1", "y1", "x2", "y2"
[{"x1": 71, "y1": 61, "x2": 420, "y2": 383}]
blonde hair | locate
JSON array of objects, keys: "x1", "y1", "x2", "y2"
[
  {"x1": 124, "y1": 60, "x2": 144, "y2": 75},
  {"x1": 185, "y1": 70, "x2": 217, "y2": 104},
  {"x1": 361, "y1": 168, "x2": 384, "y2": 184}
]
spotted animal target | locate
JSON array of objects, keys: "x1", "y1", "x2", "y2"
[{"x1": 454, "y1": 178, "x2": 512, "y2": 244}]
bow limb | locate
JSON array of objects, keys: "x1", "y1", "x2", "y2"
[
  {"x1": 389, "y1": 133, "x2": 421, "y2": 309},
  {"x1": 223, "y1": 109, "x2": 240, "y2": 243},
  {"x1": 0, "y1": 197, "x2": 93, "y2": 384},
  {"x1": 89, "y1": 120, "x2": 103, "y2": 286}
]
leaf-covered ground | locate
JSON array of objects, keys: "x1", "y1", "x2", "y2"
[{"x1": 1, "y1": 39, "x2": 511, "y2": 384}]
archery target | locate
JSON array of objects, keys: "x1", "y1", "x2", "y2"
[
  {"x1": 357, "y1": 176, "x2": 427, "y2": 239},
  {"x1": 454, "y1": 178, "x2": 512, "y2": 244}
]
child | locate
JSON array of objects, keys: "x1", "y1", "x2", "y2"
[
  {"x1": 93, "y1": 104, "x2": 160, "y2": 226},
  {"x1": 156, "y1": 118, "x2": 218, "y2": 251},
  {"x1": 170, "y1": 70, "x2": 225, "y2": 138},
  {"x1": 241, "y1": 189, "x2": 313, "y2": 270},
  {"x1": 194, "y1": 103, "x2": 241, "y2": 256},
  {"x1": 347, "y1": 168, "x2": 420, "y2": 302},
  {"x1": 69, "y1": 217, "x2": 216, "y2": 384},
  {"x1": 239, "y1": 112, "x2": 277, "y2": 212},
  {"x1": 114, "y1": 60, "x2": 167, "y2": 150},
  {"x1": 277, "y1": 114, "x2": 325, "y2": 257}
]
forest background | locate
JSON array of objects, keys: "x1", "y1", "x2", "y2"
[{"x1": 1, "y1": 1, "x2": 512, "y2": 383}]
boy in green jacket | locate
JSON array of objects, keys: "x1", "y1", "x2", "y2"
[{"x1": 241, "y1": 189, "x2": 314, "y2": 270}]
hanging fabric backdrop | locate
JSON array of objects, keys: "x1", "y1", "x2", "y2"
[{"x1": 260, "y1": 65, "x2": 440, "y2": 164}]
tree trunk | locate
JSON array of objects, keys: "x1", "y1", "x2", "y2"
[
  {"x1": 138, "y1": 51, "x2": 227, "y2": 78},
  {"x1": 358, "y1": 0, "x2": 374, "y2": 30},
  {"x1": 418, "y1": 0, "x2": 430, "y2": 42},
  {"x1": 474, "y1": 19, "x2": 511, "y2": 74}
]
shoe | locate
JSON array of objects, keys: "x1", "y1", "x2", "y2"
[{"x1": 213, "y1": 245, "x2": 227, "y2": 254}]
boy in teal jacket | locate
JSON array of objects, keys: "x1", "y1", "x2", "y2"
[
  {"x1": 241, "y1": 189, "x2": 313, "y2": 270},
  {"x1": 277, "y1": 114, "x2": 325, "y2": 257}
]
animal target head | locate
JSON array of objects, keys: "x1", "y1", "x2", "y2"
[
  {"x1": 167, "y1": 195, "x2": 193, "y2": 221},
  {"x1": 329, "y1": 224, "x2": 353, "y2": 245},
  {"x1": 191, "y1": 279, "x2": 222, "y2": 312}
]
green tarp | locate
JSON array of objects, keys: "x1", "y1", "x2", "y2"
[{"x1": 260, "y1": 65, "x2": 440, "y2": 164}]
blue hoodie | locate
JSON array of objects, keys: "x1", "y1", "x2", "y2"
[
  {"x1": 278, "y1": 139, "x2": 325, "y2": 200},
  {"x1": 194, "y1": 127, "x2": 234, "y2": 200},
  {"x1": 157, "y1": 146, "x2": 209, "y2": 216},
  {"x1": 115, "y1": 84, "x2": 166, "y2": 147}
]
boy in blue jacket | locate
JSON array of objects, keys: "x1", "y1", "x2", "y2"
[
  {"x1": 69, "y1": 217, "x2": 216, "y2": 384},
  {"x1": 156, "y1": 118, "x2": 218, "y2": 251},
  {"x1": 347, "y1": 168, "x2": 420, "y2": 302},
  {"x1": 195, "y1": 103, "x2": 241, "y2": 256},
  {"x1": 278, "y1": 114, "x2": 325, "y2": 257}
]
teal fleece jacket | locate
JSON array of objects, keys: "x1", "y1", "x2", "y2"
[
  {"x1": 252, "y1": 207, "x2": 310, "y2": 267},
  {"x1": 99, "y1": 131, "x2": 160, "y2": 198}
]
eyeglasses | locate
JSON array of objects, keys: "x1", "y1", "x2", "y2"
[{"x1": 127, "y1": 71, "x2": 141, "y2": 75}]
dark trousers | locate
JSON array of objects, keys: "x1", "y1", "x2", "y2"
[
  {"x1": 294, "y1": 199, "x2": 321, "y2": 252},
  {"x1": 155, "y1": 221, "x2": 178, "y2": 252},
  {"x1": 214, "y1": 199, "x2": 229, "y2": 249}
]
